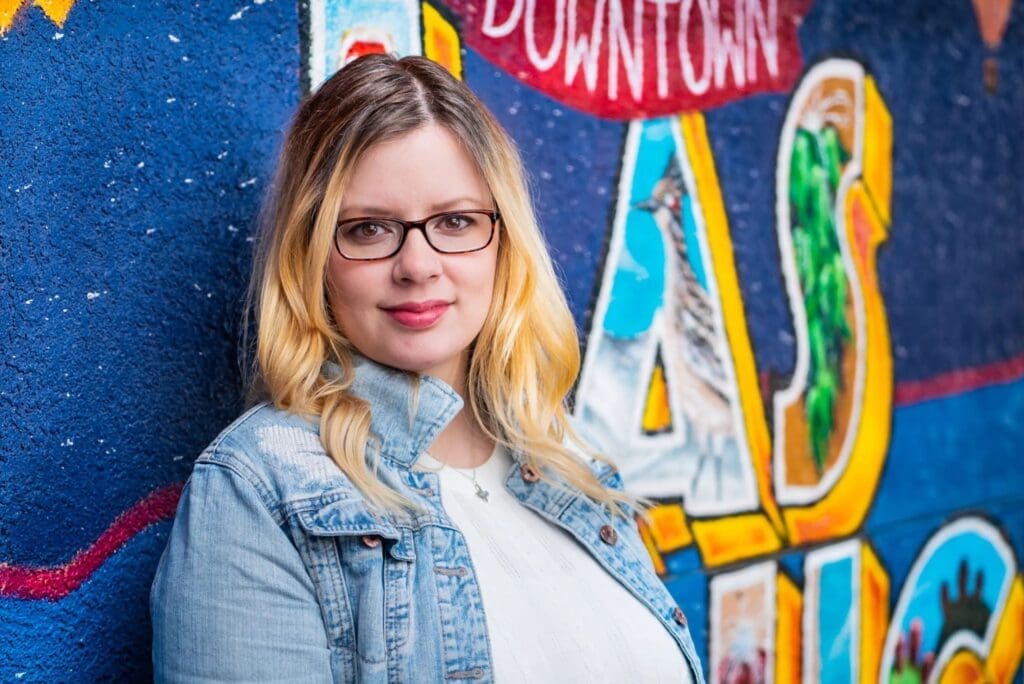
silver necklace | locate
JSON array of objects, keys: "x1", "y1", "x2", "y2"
[{"x1": 446, "y1": 463, "x2": 489, "y2": 502}]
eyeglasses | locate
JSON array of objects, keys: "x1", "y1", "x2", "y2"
[{"x1": 334, "y1": 209, "x2": 501, "y2": 261}]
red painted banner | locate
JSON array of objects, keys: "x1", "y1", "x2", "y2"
[{"x1": 444, "y1": 0, "x2": 814, "y2": 118}]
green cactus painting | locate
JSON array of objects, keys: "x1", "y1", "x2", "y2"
[{"x1": 789, "y1": 124, "x2": 853, "y2": 472}]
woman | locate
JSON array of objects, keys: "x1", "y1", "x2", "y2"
[{"x1": 150, "y1": 53, "x2": 703, "y2": 683}]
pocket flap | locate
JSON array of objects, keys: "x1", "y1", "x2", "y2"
[{"x1": 296, "y1": 496, "x2": 400, "y2": 540}]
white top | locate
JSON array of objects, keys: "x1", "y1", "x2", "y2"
[{"x1": 416, "y1": 445, "x2": 693, "y2": 683}]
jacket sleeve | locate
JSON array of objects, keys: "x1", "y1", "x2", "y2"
[{"x1": 150, "y1": 461, "x2": 333, "y2": 683}]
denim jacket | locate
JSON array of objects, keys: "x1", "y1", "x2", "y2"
[{"x1": 150, "y1": 356, "x2": 705, "y2": 683}]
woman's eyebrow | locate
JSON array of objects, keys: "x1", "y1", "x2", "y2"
[{"x1": 339, "y1": 197, "x2": 488, "y2": 218}]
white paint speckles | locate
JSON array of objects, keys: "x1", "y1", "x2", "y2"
[
  {"x1": 137, "y1": 161, "x2": 145, "y2": 168},
  {"x1": 14, "y1": 183, "x2": 32, "y2": 193},
  {"x1": 61, "y1": 438, "x2": 74, "y2": 447},
  {"x1": 24, "y1": 299, "x2": 33, "y2": 305},
  {"x1": 166, "y1": 97, "x2": 176, "y2": 103},
  {"x1": 103, "y1": 159, "x2": 112, "y2": 168},
  {"x1": 184, "y1": 178, "x2": 194, "y2": 184},
  {"x1": 86, "y1": 292, "x2": 101, "y2": 300},
  {"x1": 227, "y1": 225, "x2": 238, "y2": 233},
  {"x1": 168, "y1": 34, "x2": 180, "y2": 43},
  {"x1": 238, "y1": 177, "x2": 257, "y2": 189},
  {"x1": 230, "y1": 6, "x2": 250, "y2": 20},
  {"x1": 193, "y1": 283, "x2": 202, "y2": 291},
  {"x1": 182, "y1": 55, "x2": 190, "y2": 62},
  {"x1": 216, "y1": 150, "x2": 228, "y2": 160},
  {"x1": 145, "y1": 228, "x2": 157, "y2": 235},
  {"x1": 53, "y1": 32, "x2": 63, "y2": 40}
]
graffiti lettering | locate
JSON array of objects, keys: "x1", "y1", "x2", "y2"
[{"x1": 459, "y1": 0, "x2": 810, "y2": 117}]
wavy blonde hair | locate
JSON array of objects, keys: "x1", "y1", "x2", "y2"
[{"x1": 246, "y1": 54, "x2": 638, "y2": 519}]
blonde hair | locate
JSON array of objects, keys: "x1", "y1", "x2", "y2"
[{"x1": 246, "y1": 54, "x2": 638, "y2": 519}]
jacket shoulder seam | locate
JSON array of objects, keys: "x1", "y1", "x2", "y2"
[{"x1": 195, "y1": 455, "x2": 286, "y2": 526}]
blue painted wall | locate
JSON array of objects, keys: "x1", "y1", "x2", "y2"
[{"x1": 2, "y1": 0, "x2": 1022, "y2": 679}]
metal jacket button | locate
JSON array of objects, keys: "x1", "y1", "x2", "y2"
[
  {"x1": 520, "y1": 463, "x2": 540, "y2": 483},
  {"x1": 599, "y1": 524, "x2": 618, "y2": 545},
  {"x1": 360, "y1": 535, "x2": 381, "y2": 548},
  {"x1": 673, "y1": 607, "x2": 687, "y2": 627}
]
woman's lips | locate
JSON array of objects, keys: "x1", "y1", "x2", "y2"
[{"x1": 383, "y1": 301, "x2": 450, "y2": 329}]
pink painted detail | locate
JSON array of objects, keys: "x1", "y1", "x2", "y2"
[
  {"x1": 895, "y1": 353, "x2": 1024, "y2": 406},
  {"x1": 850, "y1": 194, "x2": 873, "y2": 281},
  {"x1": 0, "y1": 482, "x2": 184, "y2": 600}
]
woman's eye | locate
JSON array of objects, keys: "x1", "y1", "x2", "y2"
[
  {"x1": 345, "y1": 222, "x2": 390, "y2": 240},
  {"x1": 441, "y1": 214, "x2": 474, "y2": 231}
]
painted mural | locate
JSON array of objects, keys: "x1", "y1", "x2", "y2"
[{"x1": 2, "y1": 0, "x2": 1023, "y2": 681}]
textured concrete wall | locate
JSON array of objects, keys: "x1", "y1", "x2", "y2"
[{"x1": 2, "y1": 0, "x2": 1022, "y2": 680}]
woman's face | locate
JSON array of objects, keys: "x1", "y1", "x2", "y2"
[{"x1": 326, "y1": 123, "x2": 499, "y2": 389}]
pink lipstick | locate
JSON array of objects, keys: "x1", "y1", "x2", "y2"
[{"x1": 383, "y1": 300, "x2": 450, "y2": 329}]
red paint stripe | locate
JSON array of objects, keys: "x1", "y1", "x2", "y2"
[
  {"x1": 0, "y1": 482, "x2": 183, "y2": 600},
  {"x1": 1, "y1": 356, "x2": 1021, "y2": 601},
  {"x1": 895, "y1": 353, "x2": 1024, "y2": 407}
]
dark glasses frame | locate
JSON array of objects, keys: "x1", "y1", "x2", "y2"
[{"x1": 334, "y1": 209, "x2": 501, "y2": 261}]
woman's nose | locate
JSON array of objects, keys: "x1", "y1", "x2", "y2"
[{"x1": 392, "y1": 227, "x2": 442, "y2": 282}]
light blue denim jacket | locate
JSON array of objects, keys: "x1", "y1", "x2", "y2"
[{"x1": 150, "y1": 356, "x2": 704, "y2": 682}]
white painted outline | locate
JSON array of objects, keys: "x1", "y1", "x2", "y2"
[
  {"x1": 802, "y1": 538, "x2": 862, "y2": 684},
  {"x1": 709, "y1": 560, "x2": 777, "y2": 684},
  {"x1": 575, "y1": 120, "x2": 642, "y2": 426},
  {"x1": 575, "y1": 118, "x2": 760, "y2": 514},
  {"x1": 772, "y1": 58, "x2": 870, "y2": 505},
  {"x1": 669, "y1": 115, "x2": 760, "y2": 516},
  {"x1": 877, "y1": 516, "x2": 1017, "y2": 684},
  {"x1": 305, "y1": 0, "x2": 423, "y2": 93}
]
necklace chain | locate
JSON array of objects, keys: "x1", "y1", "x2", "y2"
[{"x1": 444, "y1": 462, "x2": 490, "y2": 502}]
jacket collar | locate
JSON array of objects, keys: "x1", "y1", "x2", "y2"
[{"x1": 325, "y1": 353, "x2": 465, "y2": 470}]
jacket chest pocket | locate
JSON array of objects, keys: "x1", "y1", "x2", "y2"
[{"x1": 296, "y1": 509, "x2": 415, "y2": 666}]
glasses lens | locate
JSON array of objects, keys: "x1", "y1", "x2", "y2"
[
  {"x1": 426, "y1": 212, "x2": 493, "y2": 253},
  {"x1": 336, "y1": 218, "x2": 404, "y2": 259}
]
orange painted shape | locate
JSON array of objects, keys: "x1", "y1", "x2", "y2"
[
  {"x1": 33, "y1": 0, "x2": 73, "y2": 26},
  {"x1": 776, "y1": 572, "x2": 803, "y2": 684},
  {"x1": 972, "y1": 0, "x2": 1014, "y2": 48},
  {"x1": 678, "y1": 111, "x2": 784, "y2": 540},
  {"x1": 690, "y1": 513, "x2": 782, "y2": 568},
  {"x1": 642, "y1": 360, "x2": 673, "y2": 433},
  {"x1": 421, "y1": 1, "x2": 462, "y2": 80},
  {"x1": 783, "y1": 182, "x2": 893, "y2": 545},
  {"x1": 986, "y1": 574, "x2": 1024, "y2": 684},
  {"x1": 648, "y1": 504, "x2": 692, "y2": 552},
  {"x1": 860, "y1": 543, "x2": 890, "y2": 684},
  {"x1": 1, "y1": 0, "x2": 25, "y2": 32},
  {"x1": 862, "y1": 77, "x2": 893, "y2": 226},
  {"x1": 940, "y1": 650, "x2": 986, "y2": 684},
  {"x1": 635, "y1": 516, "x2": 668, "y2": 576}
]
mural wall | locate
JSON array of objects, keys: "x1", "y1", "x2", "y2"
[{"x1": 2, "y1": 0, "x2": 1022, "y2": 680}]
